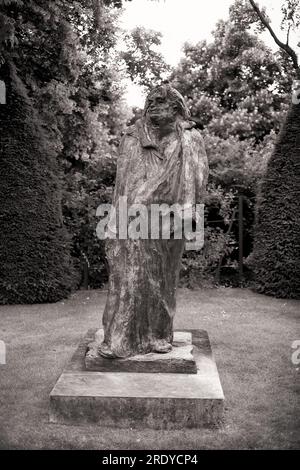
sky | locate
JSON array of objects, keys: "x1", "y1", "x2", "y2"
[{"x1": 119, "y1": 0, "x2": 300, "y2": 107}]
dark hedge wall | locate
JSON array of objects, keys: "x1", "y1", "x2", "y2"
[
  {"x1": 0, "y1": 63, "x2": 75, "y2": 304},
  {"x1": 252, "y1": 102, "x2": 300, "y2": 299}
]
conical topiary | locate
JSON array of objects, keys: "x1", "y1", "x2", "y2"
[
  {"x1": 252, "y1": 102, "x2": 300, "y2": 299},
  {"x1": 0, "y1": 62, "x2": 75, "y2": 304}
]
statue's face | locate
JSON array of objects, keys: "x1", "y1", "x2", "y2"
[{"x1": 145, "y1": 90, "x2": 178, "y2": 125}]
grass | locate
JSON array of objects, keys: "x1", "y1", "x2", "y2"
[{"x1": 0, "y1": 287, "x2": 299, "y2": 450}]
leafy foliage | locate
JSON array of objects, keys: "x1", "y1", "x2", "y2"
[
  {"x1": 165, "y1": 0, "x2": 300, "y2": 285},
  {"x1": 63, "y1": 148, "x2": 118, "y2": 288},
  {"x1": 180, "y1": 185, "x2": 237, "y2": 287},
  {"x1": 0, "y1": 0, "x2": 133, "y2": 296},
  {"x1": 120, "y1": 26, "x2": 170, "y2": 90},
  {"x1": 281, "y1": 0, "x2": 300, "y2": 31}
]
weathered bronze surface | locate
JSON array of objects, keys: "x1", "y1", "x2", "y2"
[{"x1": 99, "y1": 84, "x2": 209, "y2": 358}]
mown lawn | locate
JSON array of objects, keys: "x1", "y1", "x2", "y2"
[{"x1": 0, "y1": 287, "x2": 299, "y2": 449}]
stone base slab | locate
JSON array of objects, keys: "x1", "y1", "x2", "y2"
[
  {"x1": 49, "y1": 329, "x2": 224, "y2": 429},
  {"x1": 85, "y1": 330, "x2": 197, "y2": 374}
]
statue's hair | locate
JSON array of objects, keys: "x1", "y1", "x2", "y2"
[{"x1": 143, "y1": 83, "x2": 191, "y2": 120}]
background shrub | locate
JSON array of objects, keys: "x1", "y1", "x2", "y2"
[
  {"x1": 251, "y1": 103, "x2": 300, "y2": 299},
  {"x1": 0, "y1": 64, "x2": 76, "y2": 304}
]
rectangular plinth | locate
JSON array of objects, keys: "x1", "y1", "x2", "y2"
[
  {"x1": 85, "y1": 330, "x2": 197, "y2": 374},
  {"x1": 49, "y1": 329, "x2": 224, "y2": 429}
]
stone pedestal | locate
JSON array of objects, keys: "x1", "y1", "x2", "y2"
[
  {"x1": 49, "y1": 329, "x2": 224, "y2": 429},
  {"x1": 85, "y1": 330, "x2": 197, "y2": 374}
]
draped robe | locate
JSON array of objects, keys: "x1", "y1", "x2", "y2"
[{"x1": 100, "y1": 118, "x2": 208, "y2": 358}]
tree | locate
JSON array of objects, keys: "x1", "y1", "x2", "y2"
[
  {"x1": 170, "y1": 19, "x2": 289, "y2": 142},
  {"x1": 0, "y1": 0, "x2": 133, "y2": 293},
  {"x1": 120, "y1": 26, "x2": 170, "y2": 91},
  {"x1": 247, "y1": 0, "x2": 300, "y2": 297},
  {"x1": 56, "y1": 2, "x2": 130, "y2": 287},
  {"x1": 0, "y1": 62, "x2": 75, "y2": 303},
  {"x1": 251, "y1": 103, "x2": 300, "y2": 298},
  {"x1": 248, "y1": 0, "x2": 300, "y2": 79},
  {"x1": 168, "y1": 2, "x2": 292, "y2": 281}
]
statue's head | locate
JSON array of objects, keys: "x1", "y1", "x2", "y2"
[{"x1": 144, "y1": 83, "x2": 190, "y2": 125}]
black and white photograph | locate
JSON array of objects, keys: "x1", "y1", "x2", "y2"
[{"x1": 0, "y1": 0, "x2": 299, "y2": 454}]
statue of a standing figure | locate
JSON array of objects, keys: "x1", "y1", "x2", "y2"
[{"x1": 99, "y1": 83, "x2": 208, "y2": 359}]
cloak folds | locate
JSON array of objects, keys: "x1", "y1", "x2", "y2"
[{"x1": 100, "y1": 118, "x2": 208, "y2": 358}]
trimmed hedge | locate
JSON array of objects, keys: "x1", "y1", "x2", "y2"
[
  {"x1": 252, "y1": 102, "x2": 300, "y2": 299},
  {"x1": 0, "y1": 63, "x2": 75, "y2": 304}
]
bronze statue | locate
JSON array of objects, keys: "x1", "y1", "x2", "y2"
[{"x1": 99, "y1": 83, "x2": 208, "y2": 359}]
